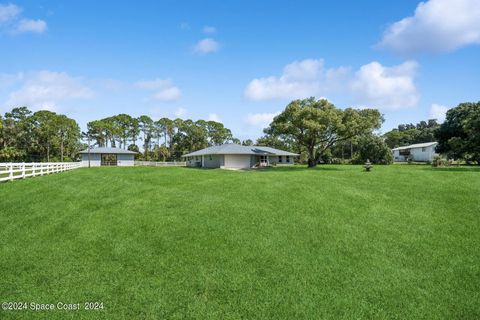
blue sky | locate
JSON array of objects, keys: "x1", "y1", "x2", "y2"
[{"x1": 0, "y1": 0, "x2": 479, "y2": 140}]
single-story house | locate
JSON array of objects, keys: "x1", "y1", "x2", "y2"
[
  {"x1": 182, "y1": 144, "x2": 299, "y2": 169},
  {"x1": 79, "y1": 147, "x2": 137, "y2": 167},
  {"x1": 392, "y1": 142, "x2": 438, "y2": 162}
]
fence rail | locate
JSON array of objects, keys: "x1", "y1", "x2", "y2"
[
  {"x1": 135, "y1": 161, "x2": 186, "y2": 167},
  {"x1": 0, "y1": 162, "x2": 82, "y2": 182}
]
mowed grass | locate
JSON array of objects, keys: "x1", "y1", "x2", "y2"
[{"x1": 0, "y1": 165, "x2": 479, "y2": 319}]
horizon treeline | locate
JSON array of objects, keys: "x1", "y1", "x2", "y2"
[
  {"x1": 0, "y1": 106, "x2": 242, "y2": 162},
  {"x1": 85, "y1": 114, "x2": 239, "y2": 161},
  {"x1": 1, "y1": 101, "x2": 478, "y2": 164}
]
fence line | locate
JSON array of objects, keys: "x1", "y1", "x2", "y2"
[
  {"x1": 135, "y1": 161, "x2": 186, "y2": 167},
  {"x1": 0, "y1": 162, "x2": 82, "y2": 182}
]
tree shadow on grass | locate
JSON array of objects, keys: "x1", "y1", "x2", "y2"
[
  {"x1": 420, "y1": 166, "x2": 480, "y2": 173},
  {"x1": 261, "y1": 165, "x2": 346, "y2": 172},
  {"x1": 180, "y1": 165, "x2": 346, "y2": 172}
]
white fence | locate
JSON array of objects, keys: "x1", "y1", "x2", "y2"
[
  {"x1": 135, "y1": 161, "x2": 186, "y2": 167},
  {"x1": 0, "y1": 162, "x2": 82, "y2": 182}
]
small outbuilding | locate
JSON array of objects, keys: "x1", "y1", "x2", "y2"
[
  {"x1": 79, "y1": 147, "x2": 137, "y2": 167},
  {"x1": 182, "y1": 144, "x2": 298, "y2": 169},
  {"x1": 392, "y1": 142, "x2": 438, "y2": 162}
]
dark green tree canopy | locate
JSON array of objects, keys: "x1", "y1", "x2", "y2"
[
  {"x1": 0, "y1": 107, "x2": 80, "y2": 162},
  {"x1": 383, "y1": 119, "x2": 439, "y2": 148},
  {"x1": 267, "y1": 97, "x2": 382, "y2": 167},
  {"x1": 435, "y1": 102, "x2": 480, "y2": 164}
]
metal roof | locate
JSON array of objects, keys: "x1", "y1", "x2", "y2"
[
  {"x1": 79, "y1": 147, "x2": 137, "y2": 154},
  {"x1": 392, "y1": 142, "x2": 438, "y2": 151},
  {"x1": 182, "y1": 144, "x2": 299, "y2": 157}
]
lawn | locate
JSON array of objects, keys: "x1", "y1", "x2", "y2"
[{"x1": 0, "y1": 165, "x2": 479, "y2": 319}]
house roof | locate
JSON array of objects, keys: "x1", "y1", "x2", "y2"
[
  {"x1": 79, "y1": 147, "x2": 137, "y2": 154},
  {"x1": 392, "y1": 142, "x2": 438, "y2": 151},
  {"x1": 182, "y1": 144, "x2": 299, "y2": 157}
]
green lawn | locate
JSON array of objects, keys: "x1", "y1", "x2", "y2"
[{"x1": 1, "y1": 165, "x2": 479, "y2": 319}]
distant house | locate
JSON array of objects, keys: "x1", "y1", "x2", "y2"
[
  {"x1": 392, "y1": 142, "x2": 438, "y2": 162},
  {"x1": 79, "y1": 147, "x2": 137, "y2": 167},
  {"x1": 182, "y1": 144, "x2": 298, "y2": 169}
]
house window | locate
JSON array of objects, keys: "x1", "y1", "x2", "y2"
[
  {"x1": 286, "y1": 156, "x2": 290, "y2": 163},
  {"x1": 209, "y1": 155, "x2": 212, "y2": 160},
  {"x1": 422, "y1": 147, "x2": 426, "y2": 152},
  {"x1": 278, "y1": 156, "x2": 282, "y2": 163}
]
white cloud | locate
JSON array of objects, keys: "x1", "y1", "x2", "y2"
[
  {"x1": 15, "y1": 18, "x2": 46, "y2": 33},
  {"x1": 202, "y1": 26, "x2": 216, "y2": 34},
  {"x1": 378, "y1": 0, "x2": 480, "y2": 54},
  {"x1": 0, "y1": 4, "x2": 47, "y2": 34},
  {"x1": 244, "y1": 112, "x2": 280, "y2": 129},
  {"x1": 429, "y1": 103, "x2": 449, "y2": 122},
  {"x1": 0, "y1": 72, "x2": 23, "y2": 89},
  {"x1": 152, "y1": 87, "x2": 181, "y2": 101},
  {"x1": 193, "y1": 38, "x2": 219, "y2": 54},
  {"x1": 0, "y1": 3, "x2": 21, "y2": 23},
  {"x1": 207, "y1": 113, "x2": 221, "y2": 122},
  {"x1": 173, "y1": 107, "x2": 188, "y2": 118},
  {"x1": 5, "y1": 71, "x2": 94, "y2": 110},
  {"x1": 350, "y1": 61, "x2": 419, "y2": 109},
  {"x1": 135, "y1": 78, "x2": 171, "y2": 90},
  {"x1": 244, "y1": 58, "x2": 419, "y2": 110},
  {"x1": 244, "y1": 59, "x2": 348, "y2": 101},
  {"x1": 135, "y1": 78, "x2": 181, "y2": 101}
]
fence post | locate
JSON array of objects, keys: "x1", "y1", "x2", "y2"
[
  {"x1": 9, "y1": 164, "x2": 13, "y2": 181},
  {"x1": 22, "y1": 163, "x2": 26, "y2": 179}
]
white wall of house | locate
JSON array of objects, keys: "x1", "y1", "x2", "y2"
[
  {"x1": 186, "y1": 156, "x2": 202, "y2": 167},
  {"x1": 81, "y1": 153, "x2": 135, "y2": 166},
  {"x1": 117, "y1": 154, "x2": 135, "y2": 166},
  {"x1": 411, "y1": 145, "x2": 437, "y2": 161},
  {"x1": 393, "y1": 145, "x2": 438, "y2": 162},
  {"x1": 203, "y1": 154, "x2": 224, "y2": 168},
  {"x1": 81, "y1": 154, "x2": 101, "y2": 167},
  {"x1": 223, "y1": 154, "x2": 251, "y2": 169},
  {"x1": 185, "y1": 154, "x2": 295, "y2": 168},
  {"x1": 271, "y1": 155, "x2": 294, "y2": 165}
]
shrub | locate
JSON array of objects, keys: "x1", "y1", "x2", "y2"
[
  {"x1": 330, "y1": 158, "x2": 351, "y2": 164},
  {"x1": 356, "y1": 134, "x2": 393, "y2": 165},
  {"x1": 432, "y1": 156, "x2": 447, "y2": 167},
  {"x1": 407, "y1": 154, "x2": 414, "y2": 164}
]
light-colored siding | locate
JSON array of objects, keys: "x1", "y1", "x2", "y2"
[
  {"x1": 203, "y1": 154, "x2": 224, "y2": 168},
  {"x1": 272, "y1": 155, "x2": 294, "y2": 165},
  {"x1": 81, "y1": 153, "x2": 134, "y2": 166},
  {"x1": 186, "y1": 156, "x2": 202, "y2": 167},
  {"x1": 117, "y1": 154, "x2": 135, "y2": 166},
  {"x1": 250, "y1": 155, "x2": 257, "y2": 167},
  {"x1": 81, "y1": 154, "x2": 101, "y2": 167},
  {"x1": 393, "y1": 144, "x2": 438, "y2": 162},
  {"x1": 223, "y1": 154, "x2": 251, "y2": 169},
  {"x1": 410, "y1": 146, "x2": 437, "y2": 161}
]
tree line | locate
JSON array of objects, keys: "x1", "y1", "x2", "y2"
[
  {"x1": 255, "y1": 98, "x2": 480, "y2": 166},
  {"x1": 85, "y1": 114, "x2": 239, "y2": 161},
  {"x1": 383, "y1": 119, "x2": 440, "y2": 148},
  {"x1": 381, "y1": 102, "x2": 480, "y2": 164},
  {"x1": 0, "y1": 107, "x2": 80, "y2": 162},
  {"x1": 255, "y1": 98, "x2": 391, "y2": 166},
  {"x1": 1, "y1": 100, "x2": 478, "y2": 165},
  {"x1": 0, "y1": 107, "x2": 240, "y2": 162}
]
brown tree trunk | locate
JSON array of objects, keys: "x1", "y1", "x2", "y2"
[
  {"x1": 307, "y1": 147, "x2": 317, "y2": 167},
  {"x1": 60, "y1": 139, "x2": 64, "y2": 162}
]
